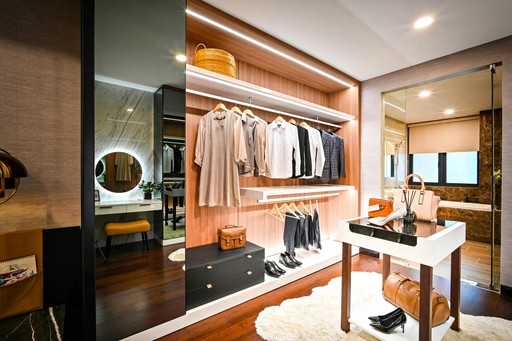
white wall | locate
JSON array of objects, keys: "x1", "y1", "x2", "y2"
[{"x1": 360, "y1": 36, "x2": 512, "y2": 289}]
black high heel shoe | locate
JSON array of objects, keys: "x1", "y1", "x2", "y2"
[
  {"x1": 368, "y1": 307, "x2": 403, "y2": 322},
  {"x1": 370, "y1": 311, "x2": 407, "y2": 334}
]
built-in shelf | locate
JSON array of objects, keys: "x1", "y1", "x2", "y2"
[
  {"x1": 240, "y1": 185, "x2": 355, "y2": 203},
  {"x1": 350, "y1": 295, "x2": 454, "y2": 341},
  {"x1": 186, "y1": 64, "x2": 355, "y2": 126}
]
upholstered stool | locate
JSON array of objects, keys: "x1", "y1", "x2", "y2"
[{"x1": 104, "y1": 219, "x2": 150, "y2": 259}]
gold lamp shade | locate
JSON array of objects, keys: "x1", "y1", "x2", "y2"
[{"x1": 0, "y1": 149, "x2": 28, "y2": 204}]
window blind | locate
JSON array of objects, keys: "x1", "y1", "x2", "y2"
[{"x1": 409, "y1": 117, "x2": 479, "y2": 154}]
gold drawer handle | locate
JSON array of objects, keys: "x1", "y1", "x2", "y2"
[
  {"x1": 206, "y1": 283, "x2": 212, "y2": 289},
  {"x1": 247, "y1": 254, "x2": 252, "y2": 259},
  {"x1": 247, "y1": 271, "x2": 252, "y2": 276},
  {"x1": 206, "y1": 265, "x2": 213, "y2": 270}
]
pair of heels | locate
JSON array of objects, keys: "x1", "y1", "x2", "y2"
[
  {"x1": 368, "y1": 307, "x2": 407, "y2": 334},
  {"x1": 279, "y1": 252, "x2": 302, "y2": 269},
  {"x1": 264, "y1": 260, "x2": 286, "y2": 278}
]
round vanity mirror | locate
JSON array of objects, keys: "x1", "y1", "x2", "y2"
[{"x1": 96, "y1": 152, "x2": 142, "y2": 193}]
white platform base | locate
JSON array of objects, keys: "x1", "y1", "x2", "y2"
[
  {"x1": 122, "y1": 239, "x2": 357, "y2": 340},
  {"x1": 350, "y1": 295, "x2": 454, "y2": 341}
]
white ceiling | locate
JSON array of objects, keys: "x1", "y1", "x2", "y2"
[
  {"x1": 204, "y1": 0, "x2": 512, "y2": 81},
  {"x1": 384, "y1": 66, "x2": 502, "y2": 124}
]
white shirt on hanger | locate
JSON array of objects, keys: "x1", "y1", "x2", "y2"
[
  {"x1": 302, "y1": 125, "x2": 326, "y2": 178},
  {"x1": 265, "y1": 120, "x2": 301, "y2": 179}
]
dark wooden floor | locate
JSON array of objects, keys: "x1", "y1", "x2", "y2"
[
  {"x1": 158, "y1": 254, "x2": 512, "y2": 341},
  {"x1": 95, "y1": 240, "x2": 185, "y2": 341}
]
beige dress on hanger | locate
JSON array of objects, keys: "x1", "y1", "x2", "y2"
[{"x1": 194, "y1": 109, "x2": 247, "y2": 207}]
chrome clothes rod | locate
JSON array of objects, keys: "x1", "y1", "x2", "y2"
[
  {"x1": 256, "y1": 192, "x2": 339, "y2": 204},
  {"x1": 186, "y1": 88, "x2": 342, "y2": 129}
]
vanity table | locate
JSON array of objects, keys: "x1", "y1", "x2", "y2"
[
  {"x1": 95, "y1": 199, "x2": 162, "y2": 215},
  {"x1": 339, "y1": 218, "x2": 465, "y2": 341}
]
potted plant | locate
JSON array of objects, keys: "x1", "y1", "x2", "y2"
[{"x1": 138, "y1": 180, "x2": 161, "y2": 200}]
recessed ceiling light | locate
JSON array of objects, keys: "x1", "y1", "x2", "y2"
[
  {"x1": 414, "y1": 16, "x2": 433, "y2": 29},
  {"x1": 126, "y1": 108, "x2": 134, "y2": 112},
  {"x1": 444, "y1": 109, "x2": 455, "y2": 115},
  {"x1": 419, "y1": 90, "x2": 431, "y2": 97},
  {"x1": 175, "y1": 54, "x2": 187, "y2": 62}
]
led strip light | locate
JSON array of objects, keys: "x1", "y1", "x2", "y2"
[
  {"x1": 186, "y1": 88, "x2": 342, "y2": 129},
  {"x1": 186, "y1": 9, "x2": 354, "y2": 88}
]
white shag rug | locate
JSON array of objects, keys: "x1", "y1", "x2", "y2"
[
  {"x1": 255, "y1": 272, "x2": 512, "y2": 341},
  {"x1": 168, "y1": 248, "x2": 185, "y2": 262}
]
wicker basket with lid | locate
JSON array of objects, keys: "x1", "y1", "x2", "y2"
[{"x1": 193, "y1": 43, "x2": 237, "y2": 78}]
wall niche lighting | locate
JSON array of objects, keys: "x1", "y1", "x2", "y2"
[{"x1": 0, "y1": 149, "x2": 28, "y2": 204}]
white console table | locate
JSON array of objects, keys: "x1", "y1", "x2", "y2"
[
  {"x1": 95, "y1": 199, "x2": 162, "y2": 216},
  {"x1": 339, "y1": 218, "x2": 466, "y2": 341}
]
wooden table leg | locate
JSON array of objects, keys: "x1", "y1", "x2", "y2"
[
  {"x1": 450, "y1": 246, "x2": 461, "y2": 331},
  {"x1": 341, "y1": 242, "x2": 352, "y2": 333},
  {"x1": 419, "y1": 264, "x2": 433, "y2": 341},
  {"x1": 382, "y1": 254, "x2": 391, "y2": 290}
]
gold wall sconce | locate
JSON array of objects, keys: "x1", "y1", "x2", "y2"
[{"x1": 0, "y1": 149, "x2": 28, "y2": 204}]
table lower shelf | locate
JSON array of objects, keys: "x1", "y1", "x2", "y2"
[{"x1": 349, "y1": 295, "x2": 454, "y2": 341}]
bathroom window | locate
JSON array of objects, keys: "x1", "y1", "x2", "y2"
[{"x1": 409, "y1": 151, "x2": 478, "y2": 187}]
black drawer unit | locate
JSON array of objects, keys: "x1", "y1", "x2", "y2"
[{"x1": 186, "y1": 241, "x2": 265, "y2": 310}]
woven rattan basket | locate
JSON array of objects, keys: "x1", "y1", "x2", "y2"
[{"x1": 193, "y1": 43, "x2": 236, "y2": 78}]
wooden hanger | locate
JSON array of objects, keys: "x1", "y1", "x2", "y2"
[
  {"x1": 231, "y1": 106, "x2": 243, "y2": 115},
  {"x1": 300, "y1": 121, "x2": 309, "y2": 127},
  {"x1": 289, "y1": 202, "x2": 305, "y2": 218},
  {"x1": 273, "y1": 116, "x2": 284, "y2": 123},
  {"x1": 298, "y1": 201, "x2": 312, "y2": 216},
  {"x1": 279, "y1": 203, "x2": 300, "y2": 219},
  {"x1": 213, "y1": 102, "x2": 228, "y2": 112},
  {"x1": 288, "y1": 118, "x2": 297, "y2": 124},
  {"x1": 243, "y1": 108, "x2": 256, "y2": 118},
  {"x1": 267, "y1": 203, "x2": 285, "y2": 222}
]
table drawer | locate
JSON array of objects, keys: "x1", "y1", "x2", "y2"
[
  {"x1": 186, "y1": 249, "x2": 264, "y2": 289},
  {"x1": 186, "y1": 266, "x2": 264, "y2": 310},
  {"x1": 95, "y1": 205, "x2": 127, "y2": 215},
  {"x1": 127, "y1": 203, "x2": 161, "y2": 213}
]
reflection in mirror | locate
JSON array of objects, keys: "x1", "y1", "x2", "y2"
[
  {"x1": 94, "y1": 0, "x2": 186, "y2": 339},
  {"x1": 95, "y1": 152, "x2": 142, "y2": 193},
  {"x1": 381, "y1": 65, "x2": 503, "y2": 291}
]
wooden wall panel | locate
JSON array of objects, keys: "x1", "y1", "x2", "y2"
[
  {"x1": 185, "y1": 1, "x2": 361, "y2": 250},
  {"x1": 0, "y1": 0, "x2": 81, "y2": 231}
]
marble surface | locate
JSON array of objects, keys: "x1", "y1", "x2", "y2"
[
  {"x1": 95, "y1": 81, "x2": 155, "y2": 202},
  {"x1": 0, "y1": 305, "x2": 65, "y2": 341}
]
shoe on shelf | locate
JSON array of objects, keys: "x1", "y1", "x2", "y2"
[
  {"x1": 264, "y1": 261, "x2": 281, "y2": 278},
  {"x1": 370, "y1": 311, "x2": 407, "y2": 334},
  {"x1": 279, "y1": 253, "x2": 297, "y2": 269},
  {"x1": 285, "y1": 252, "x2": 302, "y2": 266},
  {"x1": 270, "y1": 260, "x2": 286, "y2": 274},
  {"x1": 368, "y1": 307, "x2": 403, "y2": 322}
]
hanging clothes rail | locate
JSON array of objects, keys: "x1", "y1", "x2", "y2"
[
  {"x1": 257, "y1": 192, "x2": 339, "y2": 204},
  {"x1": 186, "y1": 88, "x2": 342, "y2": 129}
]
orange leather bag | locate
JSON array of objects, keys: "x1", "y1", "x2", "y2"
[
  {"x1": 217, "y1": 225, "x2": 246, "y2": 250},
  {"x1": 368, "y1": 198, "x2": 393, "y2": 218},
  {"x1": 383, "y1": 272, "x2": 450, "y2": 327}
]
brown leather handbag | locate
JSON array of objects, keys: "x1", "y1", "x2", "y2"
[
  {"x1": 217, "y1": 225, "x2": 247, "y2": 250},
  {"x1": 368, "y1": 198, "x2": 393, "y2": 218},
  {"x1": 383, "y1": 272, "x2": 450, "y2": 326}
]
